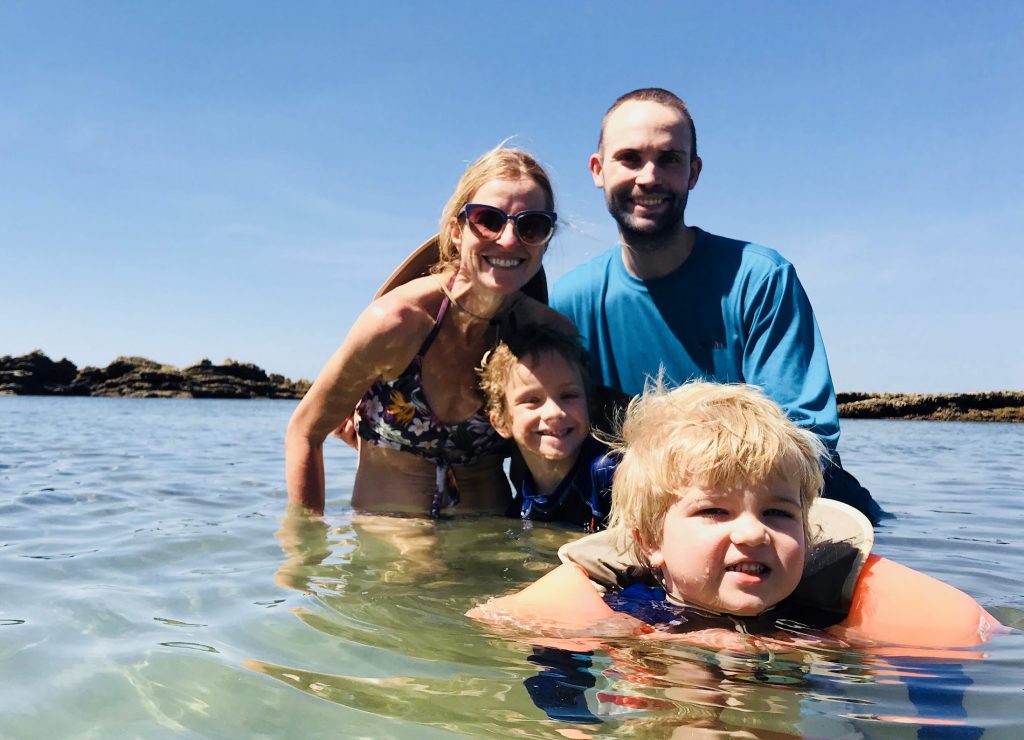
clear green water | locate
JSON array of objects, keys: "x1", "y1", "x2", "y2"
[{"x1": 1, "y1": 397, "x2": 1021, "y2": 738}]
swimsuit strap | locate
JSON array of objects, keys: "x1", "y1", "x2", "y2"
[
  {"x1": 414, "y1": 275, "x2": 455, "y2": 361},
  {"x1": 425, "y1": 274, "x2": 460, "y2": 518},
  {"x1": 430, "y1": 463, "x2": 460, "y2": 519}
]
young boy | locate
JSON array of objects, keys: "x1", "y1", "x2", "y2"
[
  {"x1": 472, "y1": 381, "x2": 999, "y2": 647},
  {"x1": 479, "y1": 325, "x2": 618, "y2": 531},
  {"x1": 564, "y1": 379, "x2": 839, "y2": 624},
  {"x1": 470, "y1": 381, "x2": 1001, "y2": 728}
]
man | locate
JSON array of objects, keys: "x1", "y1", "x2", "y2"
[{"x1": 551, "y1": 88, "x2": 883, "y2": 523}]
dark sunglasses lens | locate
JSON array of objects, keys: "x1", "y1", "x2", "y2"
[
  {"x1": 468, "y1": 207, "x2": 507, "y2": 237},
  {"x1": 516, "y1": 213, "x2": 553, "y2": 244}
]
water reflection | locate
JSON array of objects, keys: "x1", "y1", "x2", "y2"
[
  {"x1": 270, "y1": 507, "x2": 575, "y2": 656},
  {"x1": 4, "y1": 399, "x2": 1022, "y2": 736},
  {"x1": 253, "y1": 508, "x2": 580, "y2": 732},
  {"x1": 258, "y1": 507, "x2": 1001, "y2": 737}
]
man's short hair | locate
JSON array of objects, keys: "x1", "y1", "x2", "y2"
[
  {"x1": 478, "y1": 324, "x2": 591, "y2": 422},
  {"x1": 598, "y1": 87, "x2": 698, "y2": 159},
  {"x1": 608, "y1": 380, "x2": 825, "y2": 563}
]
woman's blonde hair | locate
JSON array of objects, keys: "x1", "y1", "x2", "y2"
[
  {"x1": 608, "y1": 380, "x2": 826, "y2": 563},
  {"x1": 435, "y1": 145, "x2": 555, "y2": 272}
]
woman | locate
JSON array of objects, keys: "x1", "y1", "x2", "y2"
[{"x1": 286, "y1": 146, "x2": 572, "y2": 516}]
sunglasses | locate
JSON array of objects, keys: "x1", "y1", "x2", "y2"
[{"x1": 460, "y1": 204, "x2": 557, "y2": 247}]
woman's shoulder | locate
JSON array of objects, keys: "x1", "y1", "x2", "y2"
[{"x1": 363, "y1": 276, "x2": 445, "y2": 338}]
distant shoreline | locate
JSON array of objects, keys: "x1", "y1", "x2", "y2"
[
  {"x1": 2, "y1": 351, "x2": 1021, "y2": 422},
  {"x1": 835, "y1": 391, "x2": 1023, "y2": 423},
  {"x1": 0, "y1": 351, "x2": 310, "y2": 401}
]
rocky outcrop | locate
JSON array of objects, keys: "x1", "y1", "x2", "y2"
[
  {"x1": 836, "y1": 391, "x2": 1024, "y2": 422},
  {"x1": 3, "y1": 351, "x2": 1021, "y2": 420},
  {"x1": 0, "y1": 350, "x2": 82, "y2": 395},
  {"x1": 0, "y1": 351, "x2": 311, "y2": 399},
  {"x1": 182, "y1": 359, "x2": 309, "y2": 399}
]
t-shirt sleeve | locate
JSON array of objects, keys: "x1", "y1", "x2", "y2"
[{"x1": 741, "y1": 263, "x2": 840, "y2": 451}]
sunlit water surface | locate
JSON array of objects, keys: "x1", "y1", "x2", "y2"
[{"x1": 1, "y1": 397, "x2": 1022, "y2": 738}]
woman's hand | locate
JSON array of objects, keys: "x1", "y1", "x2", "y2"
[{"x1": 330, "y1": 414, "x2": 359, "y2": 449}]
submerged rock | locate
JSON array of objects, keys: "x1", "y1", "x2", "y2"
[{"x1": 0, "y1": 352, "x2": 311, "y2": 399}]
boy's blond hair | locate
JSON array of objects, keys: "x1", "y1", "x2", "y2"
[
  {"x1": 479, "y1": 324, "x2": 590, "y2": 423},
  {"x1": 608, "y1": 380, "x2": 826, "y2": 563}
]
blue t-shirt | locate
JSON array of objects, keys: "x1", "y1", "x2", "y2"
[
  {"x1": 508, "y1": 437, "x2": 617, "y2": 531},
  {"x1": 551, "y1": 228, "x2": 840, "y2": 451}
]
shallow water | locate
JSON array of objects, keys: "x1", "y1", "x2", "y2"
[{"x1": 1, "y1": 397, "x2": 1022, "y2": 738}]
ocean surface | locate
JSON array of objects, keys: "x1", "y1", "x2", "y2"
[{"x1": 1, "y1": 397, "x2": 1021, "y2": 738}]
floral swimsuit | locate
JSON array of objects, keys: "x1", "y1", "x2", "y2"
[{"x1": 355, "y1": 286, "x2": 506, "y2": 517}]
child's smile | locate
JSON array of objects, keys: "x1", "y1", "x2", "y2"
[
  {"x1": 492, "y1": 351, "x2": 589, "y2": 477},
  {"x1": 724, "y1": 561, "x2": 771, "y2": 576}
]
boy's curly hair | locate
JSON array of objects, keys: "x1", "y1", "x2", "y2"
[{"x1": 478, "y1": 324, "x2": 590, "y2": 422}]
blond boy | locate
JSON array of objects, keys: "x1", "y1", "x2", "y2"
[
  {"x1": 583, "y1": 380, "x2": 828, "y2": 616},
  {"x1": 472, "y1": 381, "x2": 1000, "y2": 650}
]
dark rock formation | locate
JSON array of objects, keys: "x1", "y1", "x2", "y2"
[
  {"x1": 0, "y1": 350, "x2": 84, "y2": 395},
  {"x1": 3, "y1": 351, "x2": 1020, "y2": 420},
  {"x1": 72, "y1": 357, "x2": 187, "y2": 397},
  {"x1": 0, "y1": 352, "x2": 311, "y2": 399},
  {"x1": 836, "y1": 391, "x2": 1024, "y2": 422},
  {"x1": 182, "y1": 358, "x2": 308, "y2": 399}
]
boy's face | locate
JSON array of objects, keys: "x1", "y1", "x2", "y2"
[
  {"x1": 642, "y1": 477, "x2": 806, "y2": 616},
  {"x1": 491, "y1": 352, "x2": 589, "y2": 467}
]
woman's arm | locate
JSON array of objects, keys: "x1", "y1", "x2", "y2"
[{"x1": 285, "y1": 294, "x2": 429, "y2": 514}]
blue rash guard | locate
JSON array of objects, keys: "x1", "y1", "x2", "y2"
[{"x1": 551, "y1": 228, "x2": 840, "y2": 452}]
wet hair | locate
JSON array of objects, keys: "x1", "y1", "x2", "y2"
[
  {"x1": 607, "y1": 380, "x2": 825, "y2": 563},
  {"x1": 435, "y1": 145, "x2": 555, "y2": 273},
  {"x1": 478, "y1": 324, "x2": 590, "y2": 423},
  {"x1": 597, "y1": 87, "x2": 698, "y2": 159}
]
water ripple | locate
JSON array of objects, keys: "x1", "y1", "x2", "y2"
[{"x1": 0, "y1": 400, "x2": 1021, "y2": 737}]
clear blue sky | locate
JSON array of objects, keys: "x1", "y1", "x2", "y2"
[{"x1": 3, "y1": 1, "x2": 1022, "y2": 393}]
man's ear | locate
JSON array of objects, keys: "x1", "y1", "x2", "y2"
[
  {"x1": 489, "y1": 410, "x2": 513, "y2": 439},
  {"x1": 589, "y1": 152, "x2": 605, "y2": 188},
  {"x1": 688, "y1": 156, "x2": 703, "y2": 190}
]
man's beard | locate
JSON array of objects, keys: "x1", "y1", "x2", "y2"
[{"x1": 606, "y1": 188, "x2": 689, "y2": 253}]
